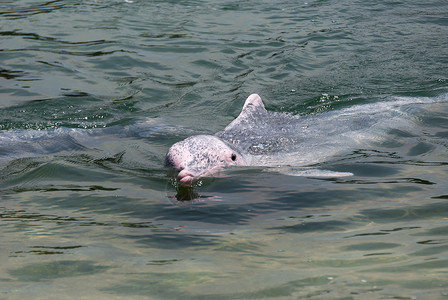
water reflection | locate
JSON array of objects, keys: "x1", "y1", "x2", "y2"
[
  {"x1": 173, "y1": 185, "x2": 202, "y2": 202},
  {"x1": 9, "y1": 260, "x2": 109, "y2": 282}
]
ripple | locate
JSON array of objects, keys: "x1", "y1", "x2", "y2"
[
  {"x1": 0, "y1": 0, "x2": 67, "y2": 20},
  {"x1": 0, "y1": 30, "x2": 115, "y2": 46},
  {"x1": 9, "y1": 260, "x2": 109, "y2": 281}
]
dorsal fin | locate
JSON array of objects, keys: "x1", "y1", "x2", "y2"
[
  {"x1": 223, "y1": 94, "x2": 267, "y2": 131},
  {"x1": 241, "y1": 93, "x2": 265, "y2": 111}
]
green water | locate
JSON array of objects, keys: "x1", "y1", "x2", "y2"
[{"x1": 1, "y1": 0, "x2": 448, "y2": 299}]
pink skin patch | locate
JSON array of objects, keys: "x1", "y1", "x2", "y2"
[
  {"x1": 177, "y1": 169, "x2": 194, "y2": 185},
  {"x1": 165, "y1": 135, "x2": 246, "y2": 186},
  {"x1": 165, "y1": 94, "x2": 265, "y2": 186}
]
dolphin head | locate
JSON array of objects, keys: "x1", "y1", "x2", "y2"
[{"x1": 165, "y1": 135, "x2": 246, "y2": 185}]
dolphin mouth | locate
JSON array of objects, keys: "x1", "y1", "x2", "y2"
[
  {"x1": 176, "y1": 163, "x2": 235, "y2": 186},
  {"x1": 177, "y1": 169, "x2": 195, "y2": 186},
  {"x1": 176, "y1": 167, "x2": 219, "y2": 186}
]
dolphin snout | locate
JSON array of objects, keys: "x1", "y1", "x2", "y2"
[{"x1": 177, "y1": 169, "x2": 195, "y2": 186}]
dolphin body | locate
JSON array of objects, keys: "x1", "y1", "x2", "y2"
[
  {"x1": 166, "y1": 94, "x2": 378, "y2": 185},
  {"x1": 0, "y1": 93, "x2": 436, "y2": 186},
  {"x1": 0, "y1": 118, "x2": 178, "y2": 167},
  {"x1": 165, "y1": 93, "x2": 439, "y2": 185}
]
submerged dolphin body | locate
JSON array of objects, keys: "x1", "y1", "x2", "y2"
[
  {"x1": 0, "y1": 119, "x2": 179, "y2": 166},
  {"x1": 165, "y1": 93, "x2": 430, "y2": 185}
]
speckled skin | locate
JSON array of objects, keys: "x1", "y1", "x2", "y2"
[
  {"x1": 165, "y1": 94, "x2": 262, "y2": 185},
  {"x1": 165, "y1": 135, "x2": 246, "y2": 185}
]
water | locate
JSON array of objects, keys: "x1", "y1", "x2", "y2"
[{"x1": 1, "y1": 0, "x2": 448, "y2": 298}]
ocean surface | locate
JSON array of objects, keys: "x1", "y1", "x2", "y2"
[{"x1": 1, "y1": 0, "x2": 448, "y2": 299}]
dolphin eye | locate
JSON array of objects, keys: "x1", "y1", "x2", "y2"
[{"x1": 231, "y1": 153, "x2": 237, "y2": 161}]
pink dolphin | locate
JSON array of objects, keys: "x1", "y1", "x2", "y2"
[
  {"x1": 166, "y1": 92, "x2": 419, "y2": 185},
  {"x1": 165, "y1": 94, "x2": 263, "y2": 185}
]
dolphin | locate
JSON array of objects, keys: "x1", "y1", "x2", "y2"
[
  {"x1": 165, "y1": 92, "x2": 445, "y2": 186},
  {"x1": 165, "y1": 94, "x2": 359, "y2": 185}
]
